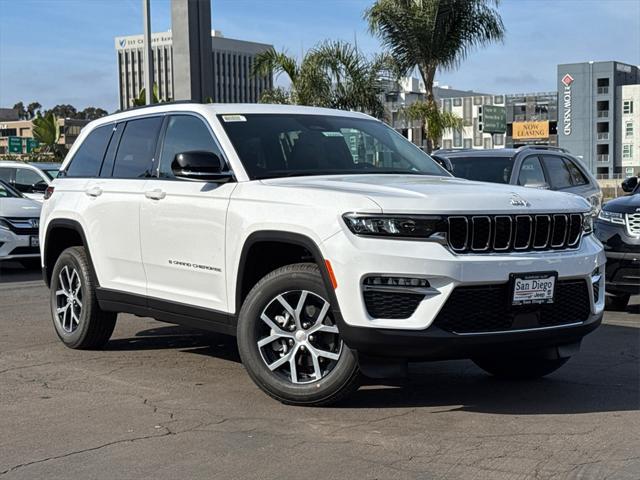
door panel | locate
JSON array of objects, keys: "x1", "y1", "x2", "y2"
[{"x1": 140, "y1": 180, "x2": 235, "y2": 310}]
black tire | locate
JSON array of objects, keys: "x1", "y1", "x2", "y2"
[
  {"x1": 473, "y1": 355, "x2": 569, "y2": 380},
  {"x1": 237, "y1": 263, "x2": 360, "y2": 406},
  {"x1": 605, "y1": 294, "x2": 630, "y2": 312},
  {"x1": 49, "y1": 246, "x2": 116, "y2": 349}
]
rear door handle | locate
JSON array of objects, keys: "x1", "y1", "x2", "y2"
[
  {"x1": 85, "y1": 186, "x2": 103, "y2": 197},
  {"x1": 145, "y1": 189, "x2": 166, "y2": 200}
]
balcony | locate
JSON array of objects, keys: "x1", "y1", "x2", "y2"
[
  {"x1": 597, "y1": 110, "x2": 609, "y2": 118},
  {"x1": 597, "y1": 87, "x2": 609, "y2": 95},
  {"x1": 597, "y1": 132, "x2": 609, "y2": 140},
  {"x1": 597, "y1": 154, "x2": 610, "y2": 162}
]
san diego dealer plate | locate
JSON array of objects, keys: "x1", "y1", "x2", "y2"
[{"x1": 510, "y1": 272, "x2": 557, "y2": 305}]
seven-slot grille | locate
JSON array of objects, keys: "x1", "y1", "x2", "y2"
[
  {"x1": 447, "y1": 213, "x2": 583, "y2": 253},
  {"x1": 627, "y1": 212, "x2": 640, "y2": 236}
]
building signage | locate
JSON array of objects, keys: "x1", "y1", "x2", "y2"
[
  {"x1": 513, "y1": 121, "x2": 549, "y2": 140},
  {"x1": 115, "y1": 33, "x2": 173, "y2": 50},
  {"x1": 561, "y1": 73, "x2": 574, "y2": 136},
  {"x1": 482, "y1": 105, "x2": 506, "y2": 134},
  {"x1": 8, "y1": 136, "x2": 22, "y2": 154}
]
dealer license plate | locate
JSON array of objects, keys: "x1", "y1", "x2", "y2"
[
  {"x1": 511, "y1": 273, "x2": 556, "y2": 305},
  {"x1": 30, "y1": 236, "x2": 39, "y2": 248}
]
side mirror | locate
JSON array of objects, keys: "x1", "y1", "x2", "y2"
[
  {"x1": 621, "y1": 176, "x2": 637, "y2": 193},
  {"x1": 171, "y1": 151, "x2": 232, "y2": 181},
  {"x1": 31, "y1": 181, "x2": 48, "y2": 193}
]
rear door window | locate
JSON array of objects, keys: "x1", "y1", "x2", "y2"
[
  {"x1": 66, "y1": 124, "x2": 114, "y2": 177},
  {"x1": 541, "y1": 155, "x2": 572, "y2": 189},
  {"x1": 112, "y1": 117, "x2": 163, "y2": 178},
  {"x1": 518, "y1": 156, "x2": 547, "y2": 187},
  {"x1": 15, "y1": 168, "x2": 45, "y2": 192}
]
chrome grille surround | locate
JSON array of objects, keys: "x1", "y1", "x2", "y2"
[
  {"x1": 626, "y1": 212, "x2": 640, "y2": 236},
  {"x1": 447, "y1": 213, "x2": 584, "y2": 253}
]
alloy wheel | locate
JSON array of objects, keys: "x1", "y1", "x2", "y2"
[
  {"x1": 257, "y1": 290, "x2": 342, "y2": 384},
  {"x1": 55, "y1": 265, "x2": 83, "y2": 334}
]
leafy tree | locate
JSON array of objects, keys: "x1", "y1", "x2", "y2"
[
  {"x1": 133, "y1": 84, "x2": 166, "y2": 106},
  {"x1": 253, "y1": 41, "x2": 393, "y2": 119},
  {"x1": 365, "y1": 0, "x2": 505, "y2": 149},
  {"x1": 79, "y1": 107, "x2": 108, "y2": 120},
  {"x1": 27, "y1": 102, "x2": 42, "y2": 119},
  {"x1": 32, "y1": 112, "x2": 66, "y2": 160},
  {"x1": 404, "y1": 101, "x2": 462, "y2": 150},
  {"x1": 49, "y1": 104, "x2": 78, "y2": 119},
  {"x1": 12, "y1": 102, "x2": 27, "y2": 120}
]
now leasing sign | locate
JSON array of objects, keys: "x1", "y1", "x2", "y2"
[
  {"x1": 513, "y1": 121, "x2": 550, "y2": 140},
  {"x1": 561, "y1": 74, "x2": 574, "y2": 136}
]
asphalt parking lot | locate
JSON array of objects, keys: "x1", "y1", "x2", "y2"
[{"x1": 1, "y1": 262, "x2": 639, "y2": 480}]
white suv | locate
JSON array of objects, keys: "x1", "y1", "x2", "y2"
[{"x1": 40, "y1": 103, "x2": 605, "y2": 405}]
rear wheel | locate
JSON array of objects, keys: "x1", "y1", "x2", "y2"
[
  {"x1": 237, "y1": 263, "x2": 360, "y2": 406},
  {"x1": 473, "y1": 355, "x2": 569, "y2": 380},
  {"x1": 605, "y1": 294, "x2": 630, "y2": 312},
  {"x1": 50, "y1": 246, "x2": 116, "y2": 349}
]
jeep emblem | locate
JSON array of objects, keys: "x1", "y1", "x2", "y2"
[{"x1": 510, "y1": 194, "x2": 530, "y2": 207}]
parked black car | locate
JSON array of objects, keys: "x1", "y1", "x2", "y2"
[
  {"x1": 595, "y1": 176, "x2": 640, "y2": 310},
  {"x1": 431, "y1": 146, "x2": 602, "y2": 214}
]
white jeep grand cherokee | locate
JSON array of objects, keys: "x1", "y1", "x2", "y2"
[{"x1": 40, "y1": 103, "x2": 605, "y2": 405}]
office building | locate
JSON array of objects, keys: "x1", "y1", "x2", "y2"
[
  {"x1": 440, "y1": 93, "x2": 506, "y2": 150},
  {"x1": 505, "y1": 92, "x2": 558, "y2": 148},
  {"x1": 618, "y1": 84, "x2": 639, "y2": 177},
  {"x1": 0, "y1": 118, "x2": 88, "y2": 155},
  {"x1": 557, "y1": 61, "x2": 640, "y2": 178},
  {"x1": 115, "y1": 30, "x2": 273, "y2": 110}
]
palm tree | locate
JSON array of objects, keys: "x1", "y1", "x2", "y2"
[
  {"x1": 133, "y1": 84, "x2": 164, "y2": 106},
  {"x1": 253, "y1": 41, "x2": 393, "y2": 119},
  {"x1": 404, "y1": 101, "x2": 462, "y2": 150},
  {"x1": 32, "y1": 112, "x2": 65, "y2": 160},
  {"x1": 365, "y1": 0, "x2": 505, "y2": 148}
]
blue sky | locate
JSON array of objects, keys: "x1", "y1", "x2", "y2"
[{"x1": 0, "y1": 0, "x2": 638, "y2": 112}]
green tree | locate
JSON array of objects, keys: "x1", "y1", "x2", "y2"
[
  {"x1": 27, "y1": 102, "x2": 42, "y2": 119},
  {"x1": 79, "y1": 107, "x2": 108, "y2": 120},
  {"x1": 49, "y1": 104, "x2": 78, "y2": 119},
  {"x1": 12, "y1": 102, "x2": 27, "y2": 120},
  {"x1": 32, "y1": 112, "x2": 65, "y2": 160},
  {"x1": 404, "y1": 101, "x2": 463, "y2": 150},
  {"x1": 133, "y1": 84, "x2": 166, "y2": 106},
  {"x1": 253, "y1": 41, "x2": 393, "y2": 119},
  {"x1": 365, "y1": 0, "x2": 505, "y2": 148}
]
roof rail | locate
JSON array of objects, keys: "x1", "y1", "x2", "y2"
[
  {"x1": 516, "y1": 145, "x2": 569, "y2": 153},
  {"x1": 115, "y1": 100, "x2": 202, "y2": 114},
  {"x1": 432, "y1": 148, "x2": 476, "y2": 153}
]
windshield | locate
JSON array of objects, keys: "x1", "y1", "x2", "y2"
[
  {"x1": 446, "y1": 156, "x2": 514, "y2": 184},
  {"x1": 0, "y1": 179, "x2": 23, "y2": 198},
  {"x1": 218, "y1": 114, "x2": 448, "y2": 180}
]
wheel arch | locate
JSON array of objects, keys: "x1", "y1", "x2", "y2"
[
  {"x1": 43, "y1": 219, "x2": 95, "y2": 288},
  {"x1": 234, "y1": 231, "x2": 340, "y2": 315}
]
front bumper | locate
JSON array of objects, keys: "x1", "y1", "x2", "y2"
[
  {"x1": 595, "y1": 221, "x2": 640, "y2": 295},
  {"x1": 0, "y1": 228, "x2": 40, "y2": 261}
]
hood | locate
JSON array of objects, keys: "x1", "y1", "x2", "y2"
[
  {"x1": 262, "y1": 174, "x2": 590, "y2": 214},
  {"x1": 603, "y1": 193, "x2": 640, "y2": 214},
  {"x1": 0, "y1": 197, "x2": 42, "y2": 218}
]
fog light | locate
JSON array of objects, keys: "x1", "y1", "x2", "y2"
[{"x1": 363, "y1": 276, "x2": 430, "y2": 288}]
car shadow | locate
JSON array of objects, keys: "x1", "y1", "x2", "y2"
[
  {"x1": 0, "y1": 261, "x2": 43, "y2": 284},
  {"x1": 108, "y1": 321, "x2": 639, "y2": 415}
]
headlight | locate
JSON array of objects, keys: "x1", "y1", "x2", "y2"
[
  {"x1": 583, "y1": 213, "x2": 594, "y2": 235},
  {"x1": 597, "y1": 210, "x2": 625, "y2": 225},
  {"x1": 342, "y1": 213, "x2": 445, "y2": 239}
]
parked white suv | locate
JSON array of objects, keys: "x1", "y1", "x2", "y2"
[{"x1": 40, "y1": 103, "x2": 605, "y2": 405}]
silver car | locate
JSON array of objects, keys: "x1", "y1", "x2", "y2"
[{"x1": 0, "y1": 179, "x2": 42, "y2": 267}]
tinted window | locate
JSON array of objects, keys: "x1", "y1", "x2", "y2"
[
  {"x1": 15, "y1": 168, "x2": 45, "y2": 192},
  {"x1": 218, "y1": 114, "x2": 446, "y2": 179},
  {"x1": 112, "y1": 117, "x2": 163, "y2": 178},
  {"x1": 158, "y1": 115, "x2": 223, "y2": 178},
  {"x1": 518, "y1": 156, "x2": 547, "y2": 187},
  {"x1": 541, "y1": 155, "x2": 572, "y2": 189},
  {"x1": 67, "y1": 124, "x2": 113, "y2": 177},
  {"x1": 448, "y1": 156, "x2": 513, "y2": 184},
  {"x1": 563, "y1": 158, "x2": 588, "y2": 186},
  {"x1": 0, "y1": 167, "x2": 14, "y2": 183},
  {"x1": 0, "y1": 179, "x2": 20, "y2": 198}
]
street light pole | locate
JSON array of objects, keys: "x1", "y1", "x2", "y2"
[{"x1": 142, "y1": 0, "x2": 153, "y2": 105}]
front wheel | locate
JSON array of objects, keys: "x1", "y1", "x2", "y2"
[
  {"x1": 237, "y1": 263, "x2": 360, "y2": 406},
  {"x1": 473, "y1": 355, "x2": 569, "y2": 380}
]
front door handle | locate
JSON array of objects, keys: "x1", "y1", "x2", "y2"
[
  {"x1": 145, "y1": 189, "x2": 166, "y2": 200},
  {"x1": 85, "y1": 186, "x2": 103, "y2": 197}
]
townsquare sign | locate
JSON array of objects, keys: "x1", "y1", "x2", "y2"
[{"x1": 561, "y1": 73, "x2": 574, "y2": 136}]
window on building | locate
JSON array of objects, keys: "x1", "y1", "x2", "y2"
[
  {"x1": 623, "y1": 144, "x2": 633, "y2": 159},
  {"x1": 623, "y1": 100, "x2": 634, "y2": 114},
  {"x1": 442, "y1": 139, "x2": 452, "y2": 149},
  {"x1": 463, "y1": 97, "x2": 473, "y2": 126},
  {"x1": 483, "y1": 137, "x2": 492, "y2": 149},
  {"x1": 597, "y1": 78, "x2": 609, "y2": 94},
  {"x1": 626, "y1": 122, "x2": 634, "y2": 137},
  {"x1": 443, "y1": 99, "x2": 452, "y2": 113},
  {"x1": 473, "y1": 96, "x2": 482, "y2": 106},
  {"x1": 158, "y1": 115, "x2": 225, "y2": 178},
  {"x1": 112, "y1": 117, "x2": 163, "y2": 178},
  {"x1": 494, "y1": 134, "x2": 504, "y2": 146},
  {"x1": 494, "y1": 95, "x2": 504, "y2": 105},
  {"x1": 453, "y1": 98, "x2": 462, "y2": 107},
  {"x1": 453, "y1": 128, "x2": 462, "y2": 148},
  {"x1": 66, "y1": 124, "x2": 114, "y2": 177},
  {"x1": 463, "y1": 138, "x2": 472, "y2": 149}
]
